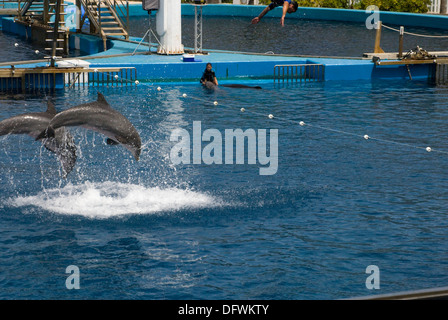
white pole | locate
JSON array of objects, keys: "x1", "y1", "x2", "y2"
[{"x1": 156, "y1": 0, "x2": 184, "y2": 55}]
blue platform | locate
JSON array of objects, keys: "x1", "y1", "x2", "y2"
[{"x1": 1, "y1": 4, "x2": 447, "y2": 83}]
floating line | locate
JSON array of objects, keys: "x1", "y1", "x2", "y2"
[
  {"x1": 382, "y1": 23, "x2": 448, "y2": 39},
  {"x1": 87, "y1": 68, "x2": 448, "y2": 156},
  {"x1": 178, "y1": 88, "x2": 448, "y2": 156}
]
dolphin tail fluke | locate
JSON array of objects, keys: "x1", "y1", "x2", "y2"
[
  {"x1": 58, "y1": 142, "x2": 77, "y2": 179},
  {"x1": 41, "y1": 128, "x2": 77, "y2": 178},
  {"x1": 35, "y1": 126, "x2": 56, "y2": 141}
]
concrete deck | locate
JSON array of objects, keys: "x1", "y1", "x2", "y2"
[{"x1": 78, "y1": 36, "x2": 375, "y2": 82}]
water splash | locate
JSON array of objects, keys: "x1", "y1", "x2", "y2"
[{"x1": 7, "y1": 181, "x2": 221, "y2": 218}]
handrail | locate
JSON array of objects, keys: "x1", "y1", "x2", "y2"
[
  {"x1": 106, "y1": 0, "x2": 128, "y2": 32},
  {"x1": 78, "y1": 0, "x2": 128, "y2": 39},
  {"x1": 78, "y1": 0, "x2": 101, "y2": 33},
  {"x1": 15, "y1": 0, "x2": 62, "y2": 23}
]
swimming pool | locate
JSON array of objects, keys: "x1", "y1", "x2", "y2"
[
  {"x1": 0, "y1": 31, "x2": 47, "y2": 63},
  {"x1": 129, "y1": 15, "x2": 448, "y2": 57},
  {"x1": 0, "y1": 78, "x2": 447, "y2": 299}
]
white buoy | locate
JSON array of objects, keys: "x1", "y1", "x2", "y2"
[
  {"x1": 14, "y1": 43, "x2": 19, "y2": 47},
  {"x1": 426, "y1": 147, "x2": 432, "y2": 152},
  {"x1": 299, "y1": 121, "x2": 305, "y2": 126},
  {"x1": 114, "y1": 75, "x2": 119, "y2": 79},
  {"x1": 157, "y1": 87, "x2": 162, "y2": 91},
  {"x1": 213, "y1": 101, "x2": 218, "y2": 106},
  {"x1": 35, "y1": 50, "x2": 39, "y2": 54},
  {"x1": 182, "y1": 93, "x2": 187, "y2": 97},
  {"x1": 135, "y1": 80, "x2": 140, "y2": 85},
  {"x1": 241, "y1": 108, "x2": 245, "y2": 112},
  {"x1": 268, "y1": 114, "x2": 274, "y2": 119},
  {"x1": 364, "y1": 135, "x2": 370, "y2": 140}
]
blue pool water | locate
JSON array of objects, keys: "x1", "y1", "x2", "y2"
[
  {"x1": 0, "y1": 79, "x2": 447, "y2": 299},
  {"x1": 0, "y1": 31, "x2": 46, "y2": 63},
  {"x1": 130, "y1": 16, "x2": 448, "y2": 57},
  {"x1": 2, "y1": 15, "x2": 448, "y2": 63}
]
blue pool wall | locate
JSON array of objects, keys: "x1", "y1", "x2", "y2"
[
  {"x1": 0, "y1": 17, "x2": 109, "y2": 56},
  {"x1": 95, "y1": 4, "x2": 448, "y2": 82},
  {"x1": 1, "y1": 4, "x2": 447, "y2": 82}
]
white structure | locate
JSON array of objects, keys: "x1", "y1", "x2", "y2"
[
  {"x1": 429, "y1": 0, "x2": 441, "y2": 13},
  {"x1": 232, "y1": 0, "x2": 259, "y2": 4},
  {"x1": 57, "y1": 59, "x2": 91, "y2": 84},
  {"x1": 156, "y1": 0, "x2": 184, "y2": 54},
  {"x1": 429, "y1": 0, "x2": 448, "y2": 13}
]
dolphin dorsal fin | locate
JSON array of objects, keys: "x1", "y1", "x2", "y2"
[
  {"x1": 46, "y1": 100, "x2": 57, "y2": 115},
  {"x1": 97, "y1": 92, "x2": 110, "y2": 107}
]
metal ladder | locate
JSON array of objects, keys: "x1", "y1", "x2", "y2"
[
  {"x1": 79, "y1": 0, "x2": 129, "y2": 50},
  {"x1": 17, "y1": 0, "x2": 69, "y2": 58}
]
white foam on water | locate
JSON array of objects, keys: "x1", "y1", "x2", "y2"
[{"x1": 7, "y1": 181, "x2": 221, "y2": 219}]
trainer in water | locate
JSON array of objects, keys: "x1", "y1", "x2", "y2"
[
  {"x1": 199, "y1": 63, "x2": 262, "y2": 90},
  {"x1": 200, "y1": 63, "x2": 218, "y2": 88},
  {"x1": 37, "y1": 92, "x2": 142, "y2": 162},
  {"x1": 251, "y1": 0, "x2": 298, "y2": 26},
  {"x1": 0, "y1": 100, "x2": 77, "y2": 178}
]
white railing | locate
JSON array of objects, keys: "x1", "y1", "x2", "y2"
[
  {"x1": 429, "y1": 0, "x2": 441, "y2": 13},
  {"x1": 348, "y1": 0, "x2": 361, "y2": 6},
  {"x1": 232, "y1": 0, "x2": 259, "y2": 4}
]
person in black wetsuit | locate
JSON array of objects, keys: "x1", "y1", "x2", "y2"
[
  {"x1": 251, "y1": 0, "x2": 298, "y2": 26},
  {"x1": 200, "y1": 63, "x2": 218, "y2": 87}
]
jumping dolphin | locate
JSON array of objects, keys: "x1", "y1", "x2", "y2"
[
  {"x1": 0, "y1": 101, "x2": 77, "y2": 178},
  {"x1": 37, "y1": 93, "x2": 142, "y2": 161}
]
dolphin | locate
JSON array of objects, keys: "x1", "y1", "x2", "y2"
[
  {"x1": 36, "y1": 92, "x2": 141, "y2": 161},
  {"x1": 203, "y1": 82, "x2": 262, "y2": 90},
  {"x1": 222, "y1": 84, "x2": 262, "y2": 89},
  {"x1": 0, "y1": 101, "x2": 77, "y2": 178},
  {"x1": 203, "y1": 81, "x2": 217, "y2": 90}
]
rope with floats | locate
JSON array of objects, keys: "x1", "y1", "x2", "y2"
[
  {"x1": 61, "y1": 62, "x2": 447, "y2": 156},
  {"x1": 5, "y1": 38, "x2": 446, "y2": 156},
  {"x1": 381, "y1": 23, "x2": 448, "y2": 38}
]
